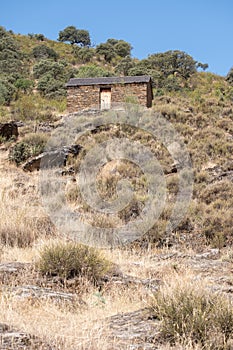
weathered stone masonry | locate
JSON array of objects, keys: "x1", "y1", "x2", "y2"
[{"x1": 66, "y1": 76, "x2": 153, "y2": 113}]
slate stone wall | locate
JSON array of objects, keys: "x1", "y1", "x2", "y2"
[{"x1": 67, "y1": 82, "x2": 152, "y2": 113}]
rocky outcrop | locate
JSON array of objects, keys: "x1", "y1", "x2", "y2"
[
  {"x1": 202, "y1": 161, "x2": 233, "y2": 183},
  {"x1": 0, "y1": 323, "x2": 54, "y2": 350},
  {"x1": 0, "y1": 262, "x2": 86, "y2": 308},
  {"x1": 108, "y1": 308, "x2": 159, "y2": 350},
  {"x1": 0, "y1": 121, "x2": 18, "y2": 140},
  {"x1": 23, "y1": 145, "x2": 82, "y2": 172}
]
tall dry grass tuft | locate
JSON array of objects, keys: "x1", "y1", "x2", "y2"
[
  {"x1": 150, "y1": 275, "x2": 233, "y2": 349},
  {"x1": 0, "y1": 175, "x2": 55, "y2": 248}
]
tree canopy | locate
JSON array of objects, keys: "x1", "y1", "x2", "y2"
[
  {"x1": 73, "y1": 47, "x2": 95, "y2": 63},
  {"x1": 0, "y1": 26, "x2": 23, "y2": 75},
  {"x1": 0, "y1": 26, "x2": 28, "y2": 104},
  {"x1": 127, "y1": 50, "x2": 208, "y2": 91},
  {"x1": 147, "y1": 50, "x2": 198, "y2": 79},
  {"x1": 115, "y1": 56, "x2": 135, "y2": 75},
  {"x1": 96, "y1": 39, "x2": 132, "y2": 62},
  {"x1": 58, "y1": 26, "x2": 91, "y2": 46},
  {"x1": 96, "y1": 42, "x2": 116, "y2": 63},
  {"x1": 33, "y1": 59, "x2": 74, "y2": 98}
]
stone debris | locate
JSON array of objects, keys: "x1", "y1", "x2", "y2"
[
  {"x1": 0, "y1": 262, "x2": 28, "y2": 273},
  {"x1": 107, "y1": 308, "x2": 160, "y2": 350},
  {"x1": 0, "y1": 262, "x2": 85, "y2": 307},
  {"x1": 203, "y1": 161, "x2": 233, "y2": 183},
  {"x1": 9, "y1": 285, "x2": 78, "y2": 303},
  {"x1": 0, "y1": 323, "x2": 54, "y2": 350},
  {"x1": 103, "y1": 274, "x2": 160, "y2": 293}
]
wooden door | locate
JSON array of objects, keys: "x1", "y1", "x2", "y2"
[{"x1": 100, "y1": 88, "x2": 111, "y2": 110}]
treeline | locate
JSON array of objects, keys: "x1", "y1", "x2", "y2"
[{"x1": 0, "y1": 25, "x2": 233, "y2": 108}]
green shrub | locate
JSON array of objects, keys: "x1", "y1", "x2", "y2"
[
  {"x1": 37, "y1": 242, "x2": 112, "y2": 284},
  {"x1": 9, "y1": 133, "x2": 48, "y2": 165},
  {"x1": 73, "y1": 47, "x2": 95, "y2": 63},
  {"x1": 226, "y1": 67, "x2": 233, "y2": 86},
  {"x1": 32, "y1": 44, "x2": 58, "y2": 60},
  {"x1": 0, "y1": 135, "x2": 7, "y2": 144},
  {"x1": 9, "y1": 141, "x2": 31, "y2": 165},
  {"x1": 14, "y1": 78, "x2": 34, "y2": 94},
  {"x1": 151, "y1": 279, "x2": 233, "y2": 349},
  {"x1": 37, "y1": 73, "x2": 66, "y2": 98},
  {"x1": 26, "y1": 133, "x2": 48, "y2": 153},
  {"x1": 33, "y1": 59, "x2": 70, "y2": 80},
  {"x1": 0, "y1": 79, "x2": 16, "y2": 105}
]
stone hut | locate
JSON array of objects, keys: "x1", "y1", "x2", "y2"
[{"x1": 65, "y1": 75, "x2": 153, "y2": 112}]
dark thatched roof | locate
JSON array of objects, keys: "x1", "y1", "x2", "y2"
[{"x1": 66, "y1": 75, "x2": 152, "y2": 87}]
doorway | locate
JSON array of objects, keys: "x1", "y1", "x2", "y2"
[{"x1": 100, "y1": 88, "x2": 111, "y2": 110}]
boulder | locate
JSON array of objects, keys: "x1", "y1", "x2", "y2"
[
  {"x1": 0, "y1": 121, "x2": 18, "y2": 140},
  {"x1": 23, "y1": 145, "x2": 82, "y2": 172}
]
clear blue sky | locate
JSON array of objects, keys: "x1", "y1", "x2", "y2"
[{"x1": 1, "y1": 0, "x2": 233, "y2": 76}]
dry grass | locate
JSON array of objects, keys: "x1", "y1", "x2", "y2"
[
  {"x1": 0, "y1": 271, "x2": 148, "y2": 349},
  {"x1": 0, "y1": 183, "x2": 55, "y2": 247},
  {"x1": 0, "y1": 166, "x2": 151, "y2": 348},
  {"x1": 0, "y1": 250, "x2": 149, "y2": 349},
  {"x1": 150, "y1": 273, "x2": 233, "y2": 349},
  {"x1": 0, "y1": 294, "x2": 108, "y2": 349}
]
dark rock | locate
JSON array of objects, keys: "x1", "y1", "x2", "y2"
[
  {"x1": 209, "y1": 169, "x2": 233, "y2": 183},
  {"x1": 0, "y1": 121, "x2": 18, "y2": 140},
  {"x1": 60, "y1": 167, "x2": 75, "y2": 176},
  {"x1": 23, "y1": 154, "x2": 43, "y2": 172},
  {"x1": 164, "y1": 163, "x2": 178, "y2": 175},
  {"x1": 23, "y1": 145, "x2": 82, "y2": 172}
]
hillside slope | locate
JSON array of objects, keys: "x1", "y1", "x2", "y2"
[{"x1": 0, "y1": 27, "x2": 233, "y2": 350}]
